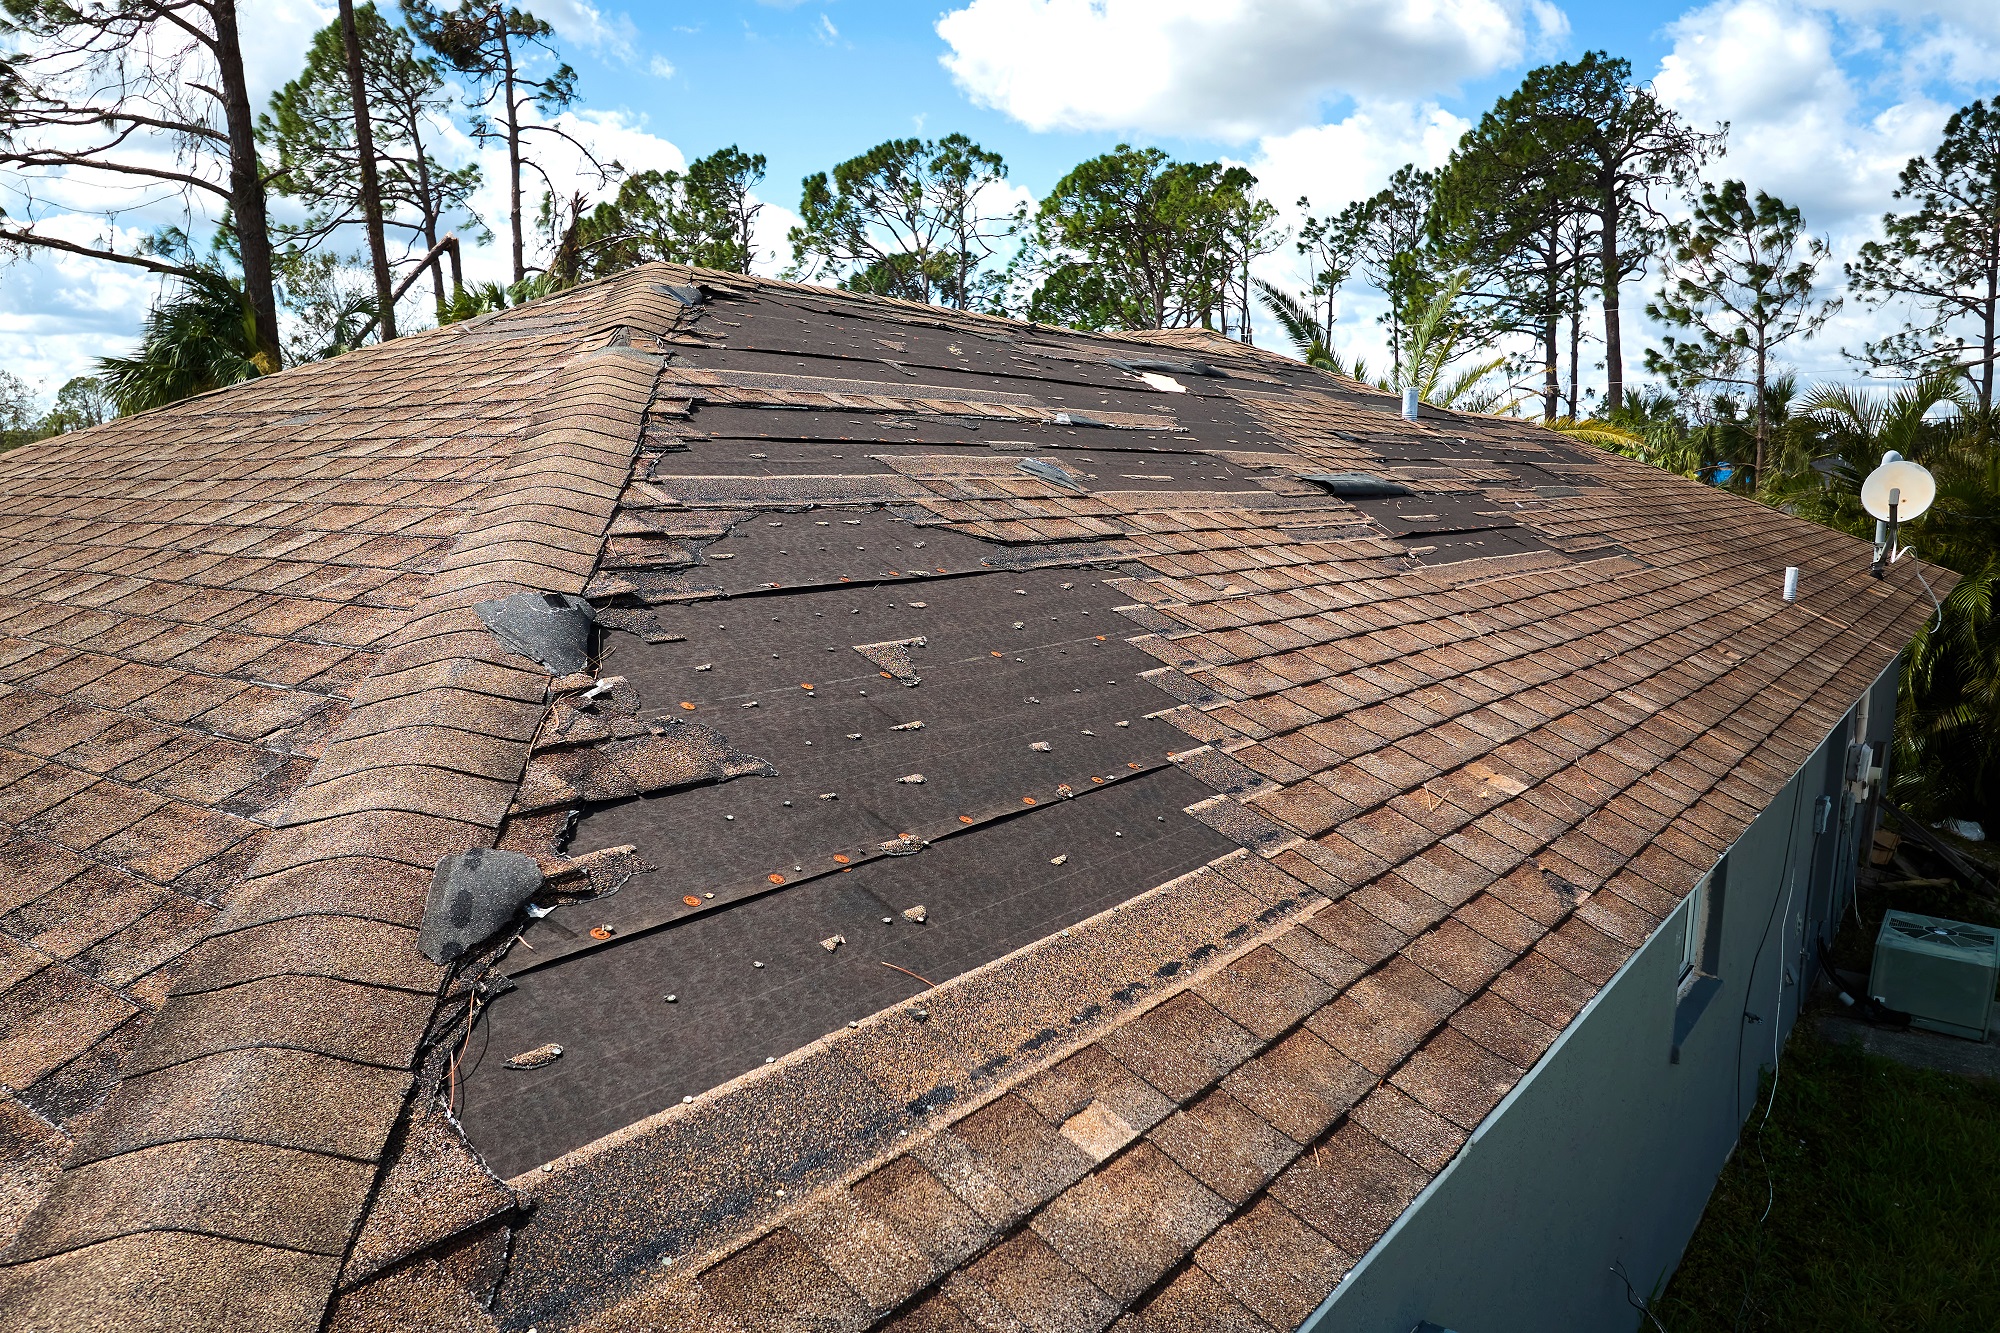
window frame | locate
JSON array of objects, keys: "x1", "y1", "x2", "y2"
[{"x1": 1679, "y1": 861, "x2": 1729, "y2": 992}]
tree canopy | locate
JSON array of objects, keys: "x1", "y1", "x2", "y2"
[
  {"x1": 1019, "y1": 145, "x2": 1274, "y2": 335},
  {"x1": 1646, "y1": 180, "x2": 1839, "y2": 488},
  {"x1": 1847, "y1": 98, "x2": 2000, "y2": 439},
  {"x1": 787, "y1": 135, "x2": 1011, "y2": 309}
]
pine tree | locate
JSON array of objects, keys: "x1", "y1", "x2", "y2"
[
  {"x1": 1847, "y1": 98, "x2": 2000, "y2": 441},
  {"x1": 1646, "y1": 181, "x2": 1839, "y2": 490}
]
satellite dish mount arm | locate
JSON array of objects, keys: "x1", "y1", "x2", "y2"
[{"x1": 1871, "y1": 490, "x2": 1902, "y2": 578}]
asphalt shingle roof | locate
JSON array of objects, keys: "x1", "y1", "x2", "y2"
[{"x1": 0, "y1": 264, "x2": 1938, "y2": 1333}]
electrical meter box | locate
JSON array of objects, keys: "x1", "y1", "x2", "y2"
[{"x1": 1869, "y1": 909, "x2": 2000, "y2": 1041}]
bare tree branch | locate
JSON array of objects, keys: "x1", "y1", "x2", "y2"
[{"x1": 0, "y1": 226, "x2": 207, "y2": 279}]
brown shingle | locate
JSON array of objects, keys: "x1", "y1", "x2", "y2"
[
  {"x1": 1191, "y1": 945, "x2": 1334, "y2": 1040},
  {"x1": 1391, "y1": 1028, "x2": 1529, "y2": 1131},
  {"x1": 0, "y1": 963, "x2": 138, "y2": 1089},
  {"x1": 1126, "y1": 1266, "x2": 1278, "y2": 1333},
  {"x1": 1146, "y1": 1090, "x2": 1299, "y2": 1204},
  {"x1": 1193, "y1": 1197, "x2": 1352, "y2": 1329},
  {"x1": 1268, "y1": 1122, "x2": 1430, "y2": 1257},
  {"x1": 851, "y1": 1156, "x2": 995, "y2": 1270},
  {"x1": 945, "y1": 1230, "x2": 1121, "y2": 1333},
  {"x1": 1349, "y1": 1084, "x2": 1468, "y2": 1172},
  {"x1": 1219, "y1": 1029, "x2": 1373, "y2": 1144},
  {"x1": 949, "y1": 1094, "x2": 1096, "y2": 1212},
  {"x1": 1096, "y1": 993, "x2": 1260, "y2": 1103},
  {"x1": 699, "y1": 1228, "x2": 873, "y2": 1333},
  {"x1": 1030, "y1": 1141, "x2": 1231, "y2": 1301},
  {"x1": 11, "y1": 1137, "x2": 375, "y2": 1261}
]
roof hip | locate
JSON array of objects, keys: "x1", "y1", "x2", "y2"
[{"x1": 0, "y1": 266, "x2": 687, "y2": 1332}]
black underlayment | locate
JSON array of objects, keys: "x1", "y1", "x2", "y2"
[
  {"x1": 461, "y1": 766, "x2": 1229, "y2": 1177},
  {"x1": 457, "y1": 565, "x2": 1240, "y2": 1175},
  {"x1": 452, "y1": 280, "x2": 1597, "y2": 1176}
]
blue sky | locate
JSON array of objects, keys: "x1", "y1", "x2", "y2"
[
  {"x1": 4, "y1": 0, "x2": 1997, "y2": 405},
  {"x1": 602, "y1": 1, "x2": 1693, "y2": 197}
]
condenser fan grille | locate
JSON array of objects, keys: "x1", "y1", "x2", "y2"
[{"x1": 1888, "y1": 920, "x2": 1997, "y2": 951}]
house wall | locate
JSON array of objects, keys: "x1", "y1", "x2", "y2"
[{"x1": 1303, "y1": 664, "x2": 1899, "y2": 1333}]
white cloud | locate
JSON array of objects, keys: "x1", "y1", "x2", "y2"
[
  {"x1": 1249, "y1": 102, "x2": 1469, "y2": 221},
  {"x1": 1643, "y1": 0, "x2": 1961, "y2": 382},
  {"x1": 0, "y1": 216, "x2": 164, "y2": 399},
  {"x1": 935, "y1": 0, "x2": 1567, "y2": 140},
  {"x1": 750, "y1": 198, "x2": 802, "y2": 278},
  {"x1": 535, "y1": 1, "x2": 640, "y2": 62},
  {"x1": 1657, "y1": 0, "x2": 1952, "y2": 229}
]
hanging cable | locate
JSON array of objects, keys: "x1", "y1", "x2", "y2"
[{"x1": 1613, "y1": 1260, "x2": 1669, "y2": 1333}]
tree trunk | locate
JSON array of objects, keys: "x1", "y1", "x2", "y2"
[
  {"x1": 1543, "y1": 315, "x2": 1560, "y2": 421},
  {"x1": 502, "y1": 31, "x2": 524, "y2": 285},
  {"x1": 1601, "y1": 181, "x2": 1624, "y2": 413},
  {"x1": 1754, "y1": 340, "x2": 1769, "y2": 492},
  {"x1": 1567, "y1": 305, "x2": 1582, "y2": 417},
  {"x1": 210, "y1": 0, "x2": 282, "y2": 371},
  {"x1": 1980, "y1": 223, "x2": 1997, "y2": 448},
  {"x1": 339, "y1": 0, "x2": 396, "y2": 341}
]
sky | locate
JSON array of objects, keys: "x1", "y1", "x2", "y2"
[{"x1": 3, "y1": 0, "x2": 1998, "y2": 411}]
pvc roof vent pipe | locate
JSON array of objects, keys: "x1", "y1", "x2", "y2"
[{"x1": 1401, "y1": 387, "x2": 1420, "y2": 421}]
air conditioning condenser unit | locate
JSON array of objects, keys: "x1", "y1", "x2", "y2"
[{"x1": 1869, "y1": 910, "x2": 2000, "y2": 1040}]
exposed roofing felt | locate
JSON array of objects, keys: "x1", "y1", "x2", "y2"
[{"x1": 0, "y1": 264, "x2": 1941, "y2": 1333}]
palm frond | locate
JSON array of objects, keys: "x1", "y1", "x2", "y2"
[
  {"x1": 1544, "y1": 417, "x2": 1645, "y2": 449},
  {"x1": 98, "y1": 269, "x2": 265, "y2": 415}
]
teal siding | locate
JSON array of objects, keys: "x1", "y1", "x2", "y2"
[{"x1": 1302, "y1": 664, "x2": 1896, "y2": 1333}]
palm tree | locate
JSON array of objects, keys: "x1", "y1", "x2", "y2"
[
  {"x1": 1255, "y1": 279, "x2": 1359, "y2": 378},
  {"x1": 1782, "y1": 372, "x2": 1999, "y2": 822},
  {"x1": 98, "y1": 270, "x2": 267, "y2": 414},
  {"x1": 1256, "y1": 274, "x2": 1503, "y2": 411},
  {"x1": 1396, "y1": 271, "x2": 1508, "y2": 412}
]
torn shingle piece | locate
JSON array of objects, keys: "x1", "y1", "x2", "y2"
[
  {"x1": 473, "y1": 591, "x2": 596, "y2": 676},
  {"x1": 418, "y1": 847, "x2": 546, "y2": 965}
]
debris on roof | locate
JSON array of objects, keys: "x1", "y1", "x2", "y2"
[{"x1": 505, "y1": 1044, "x2": 564, "y2": 1071}]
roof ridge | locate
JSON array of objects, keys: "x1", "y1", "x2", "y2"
[{"x1": 0, "y1": 266, "x2": 681, "y2": 1330}]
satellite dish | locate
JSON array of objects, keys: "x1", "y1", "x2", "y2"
[{"x1": 1861, "y1": 457, "x2": 1935, "y2": 521}]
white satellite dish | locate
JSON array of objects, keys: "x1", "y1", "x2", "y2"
[{"x1": 1861, "y1": 456, "x2": 1935, "y2": 522}]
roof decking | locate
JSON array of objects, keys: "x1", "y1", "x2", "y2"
[{"x1": 0, "y1": 265, "x2": 1938, "y2": 1333}]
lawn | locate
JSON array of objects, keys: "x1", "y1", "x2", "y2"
[{"x1": 1656, "y1": 1023, "x2": 2000, "y2": 1332}]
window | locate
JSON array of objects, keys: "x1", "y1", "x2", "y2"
[
  {"x1": 1679, "y1": 864, "x2": 1727, "y2": 997},
  {"x1": 1672, "y1": 861, "x2": 1729, "y2": 1060},
  {"x1": 1679, "y1": 872, "x2": 1708, "y2": 991}
]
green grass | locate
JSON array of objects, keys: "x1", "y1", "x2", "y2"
[{"x1": 1656, "y1": 1026, "x2": 2000, "y2": 1332}]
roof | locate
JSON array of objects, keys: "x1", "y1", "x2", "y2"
[{"x1": 0, "y1": 264, "x2": 1938, "y2": 1333}]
